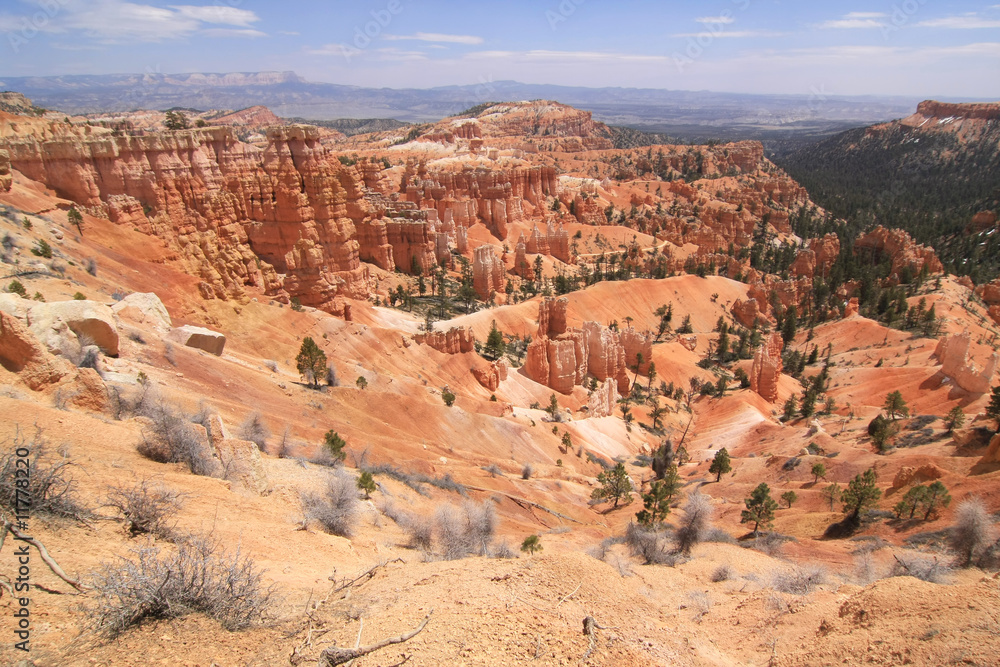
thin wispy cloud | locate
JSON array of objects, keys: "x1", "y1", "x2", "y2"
[
  {"x1": 0, "y1": 0, "x2": 264, "y2": 43},
  {"x1": 915, "y1": 16, "x2": 1000, "y2": 29},
  {"x1": 383, "y1": 32, "x2": 483, "y2": 45},
  {"x1": 672, "y1": 30, "x2": 784, "y2": 38},
  {"x1": 465, "y1": 50, "x2": 669, "y2": 63},
  {"x1": 817, "y1": 12, "x2": 887, "y2": 29},
  {"x1": 695, "y1": 16, "x2": 735, "y2": 25}
]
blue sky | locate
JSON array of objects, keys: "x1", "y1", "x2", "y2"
[{"x1": 1, "y1": 0, "x2": 999, "y2": 97}]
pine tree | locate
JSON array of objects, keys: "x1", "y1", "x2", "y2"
[
  {"x1": 986, "y1": 385, "x2": 1000, "y2": 432},
  {"x1": 709, "y1": 447, "x2": 732, "y2": 482},
  {"x1": 943, "y1": 406, "x2": 965, "y2": 433},
  {"x1": 296, "y1": 337, "x2": 327, "y2": 389},
  {"x1": 780, "y1": 490, "x2": 798, "y2": 508},
  {"x1": 484, "y1": 320, "x2": 506, "y2": 360},
  {"x1": 811, "y1": 462, "x2": 827, "y2": 483},
  {"x1": 591, "y1": 462, "x2": 633, "y2": 508},
  {"x1": 323, "y1": 431, "x2": 347, "y2": 463},
  {"x1": 842, "y1": 468, "x2": 881, "y2": 521},
  {"x1": 357, "y1": 471, "x2": 376, "y2": 499},
  {"x1": 741, "y1": 482, "x2": 778, "y2": 533},
  {"x1": 883, "y1": 390, "x2": 909, "y2": 421},
  {"x1": 67, "y1": 207, "x2": 84, "y2": 236}
]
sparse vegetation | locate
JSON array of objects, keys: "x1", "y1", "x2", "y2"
[
  {"x1": 591, "y1": 462, "x2": 633, "y2": 508},
  {"x1": 238, "y1": 412, "x2": 270, "y2": 451},
  {"x1": 104, "y1": 479, "x2": 183, "y2": 539},
  {"x1": 88, "y1": 536, "x2": 272, "y2": 638},
  {"x1": 520, "y1": 534, "x2": 542, "y2": 554},
  {"x1": 741, "y1": 483, "x2": 778, "y2": 534},
  {"x1": 295, "y1": 337, "x2": 327, "y2": 389},
  {"x1": 949, "y1": 497, "x2": 996, "y2": 567},
  {"x1": 135, "y1": 398, "x2": 216, "y2": 476},
  {"x1": 709, "y1": 448, "x2": 731, "y2": 482},
  {"x1": 301, "y1": 472, "x2": 359, "y2": 537},
  {"x1": 1, "y1": 426, "x2": 83, "y2": 518}
]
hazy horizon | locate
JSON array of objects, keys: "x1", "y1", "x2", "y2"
[{"x1": 1, "y1": 0, "x2": 999, "y2": 99}]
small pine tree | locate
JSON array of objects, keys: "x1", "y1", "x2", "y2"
[
  {"x1": 883, "y1": 390, "x2": 909, "y2": 421},
  {"x1": 943, "y1": 406, "x2": 965, "y2": 433},
  {"x1": 442, "y1": 389, "x2": 456, "y2": 407},
  {"x1": 484, "y1": 320, "x2": 506, "y2": 360},
  {"x1": 296, "y1": 337, "x2": 327, "y2": 389},
  {"x1": 591, "y1": 462, "x2": 633, "y2": 508},
  {"x1": 7, "y1": 280, "x2": 27, "y2": 298},
  {"x1": 921, "y1": 480, "x2": 951, "y2": 520},
  {"x1": 67, "y1": 206, "x2": 84, "y2": 236},
  {"x1": 811, "y1": 462, "x2": 827, "y2": 483},
  {"x1": 521, "y1": 534, "x2": 542, "y2": 554},
  {"x1": 782, "y1": 394, "x2": 798, "y2": 422},
  {"x1": 741, "y1": 482, "x2": 778, "y2": 533},
  {"x1": 842, "y1": 468, "x2": 881, "y2": 521},
  {"x1": 986, "y1": 385, "x2": 1000, "y2": 432},
  {"x1": 356, "y1": 376, "x2": 368, "y2": 390},
  {"x1": 357, "y1": 471, "x2": 376, "y2": 499},
  {"x1": 708, "y1": 447, "x2": 731, "y2": 482},
  {"x1": 323, "y1": 431, "x2": 347, "y2": 463},
  {"x1": 780, "y1": 490, "x2": 798, "y2": 509}
]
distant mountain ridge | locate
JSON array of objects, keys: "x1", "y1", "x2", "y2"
[{"x1": 0, "y1": 71, "x2": 928, "y2": 134}]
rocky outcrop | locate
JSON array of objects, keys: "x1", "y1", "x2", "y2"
[
  {"x1": 111, "y1": 292, "x2": 172, "y2": 333},
  {"x1": 0, "y1": 297, "x2": 119, "y2": 357},
  {"x1": 750, "y1": 332, "x2": 783, "y2": 403},
  {"x1": 526, "y1": 220, "x2": 572, "y2": 263},
  {"x1": 512, "y1": 236, "x2": 534, "y2": 279},
  {"x1": 620, "y1": 327, "x2": 653, "y2": 375},
  {"x1": 216, "y1": 438, "x2": 269, "y2": 494},
  {"x1": 891, "y1": 464, "x2": 944, "y2": 490},
  {"x1": 413, "y1": 326, "x2": 474, "y2": 355},
  {"x1": 1, "y1": 125, "x2": 376, "y2": 310},
  {"x1": 844, "y1": 297, "x2": 860, "y2": 318},
  {"x1": 975, "y1": 279, "x2": 1000, "y2": 322},
  {"x1": 473, "y1": 245, "x2": 505, "y2": 301},
  {"x1": 0, "y1": 149, "x2": 10, "y2": 192},
  {"x1": 967, "y1": 210, "x2": 997, "y2": 235},
  {"x1": 472, "y1": 358, "x2": 508, "y2": 392},
  {"x1": 854, "y1": 226, "x2": 943, "y2": 278},
  {"x1": 791, "y1": 233, "x2": 840, "y2": 279},
  {"x1": 979, "y1": 434, "x2": 1000, "y2": 466},
  {"x1": 167, "y1": 325, "x2": 226, "y2": 356},
  {"x1": 0, "y1": 310, "x2": 72, "y2": 390},
  {"x1": 400, "y1": 164, "x2": 557, "y2": 239},
  {"x1": 587, "y1": 378, "x2": 621, "y2": 418},
  {"x1": 525, "y1": 298, "x2": 633, "y2": 395},
  {"x1": 732, "y1": 298, "x2": 764, "y2": 328},
  {"x1": 934, "y1": 332, "x2": 998, "y2": 394}
]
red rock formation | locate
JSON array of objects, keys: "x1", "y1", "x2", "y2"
[
  {"x1": 934, "y1": 332, "x2": 998, "y2": 394},
  {"x1": 526, "y1": 220, "x2": 572, "y2": 263},
  {"x1": 732, "y1": 298, "x2": 763, "y2": 329},
  {"x1": 210, "y1": 105, "x2": 285, "y2": 130},
  {"x1": 473, "y1": 245, "x2": 505, "y2": 301},
  {"x1": 620, "y1": 327, "x2": 652, "y2": 375},
  {"x1": 355, "y1": 218, "x2": 395, "y2": 271},
  {"x1": 472, "y1": 358, "x2": 508, "y2": 392},
  {"x1": 2, "y1": 125, "x2": 377, "y2": 310},
  {"x1": 909, "y1": 100, "x2": 1000, "y2": 123},
  {"x1": 0, "y1": 310, "x2": 71, "y2": 390},
  {"x1": 587, "y1": 379, "x2": 621, "y2": 418},
  {"x1": 844, "y1": 297, "x2": 860, "y2": 317},
  {"x1": 512, "y1": 236, "x2": 534, "y2": 279},
  {"x1": 854, "y1": 226, "x2": 943, "y2": 278},
  {"x1": 0, "y1": 149, "x2": 10, "y2": 192},
  {"x1": 537, "y1": 297, "x2": 568, "y2": 337},
  {"x1": 413, "y1": 326, "x2": 475, "y2": 355},
  {"x1": 582, "y1": 321, "x2": 630, "y2": 394},
  {"x1": 750, "y1": 332, "x2": 783, "y2": 403},
  {"x1": 976, "y1": 279, "x2": 1000, "y2": 307},
  {"x1": 791, "y1": 233, "x2": 840, "y2": 279},
  {"x1": 385, "y1": 219, "x2": 436, "y2": 275}
]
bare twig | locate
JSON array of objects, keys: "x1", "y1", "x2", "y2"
[
  {"x1": 557, "y1": 583, "x2": 581, "y2": 607},
  {"x1": 463, "y1": 486, "x2": 582, "y2": 524},
  {"x1": 317, "y1": 611, "x2": 433, "y2": 666},
  {"x1": 3, "y1": 522, "x2": 85, "y2": 591}
]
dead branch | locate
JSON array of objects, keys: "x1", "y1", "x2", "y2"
[
  {"x1": 557, "y1": 583, "x2": 581, "y2": 607},
  {"x1": 2, "y1": 521, "x2": 85, "y2": 591},
  {"x1": 331, "y1": 559, "x2": 404, "y2": 596},
  {"x1": 317, "y1": 611, "x2": 432, "y2": 666}
]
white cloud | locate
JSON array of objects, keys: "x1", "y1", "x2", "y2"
[
  {"x1": 695, "y1": 15, "x2": 735, "y2": 25},
  {"x1": 169, "y1": 5, "x2": 259, "y2": 27},
  {"x1": 915, "y1": 16, "x2": 1000, "y2": 29},
  {"x1": 817, "y1": 17, "x2": 886, "y2": 29},
  {"x1": 671, "y1": 30, "x2": 784, "y2": 38},
  {"x1": 278, "y1": 30, "x2": 300, "y2": 36},
  {"x1": 0, "y1": 1, "x2": 262, "y2": 43},
  {"x1": 201, "y1": 28, "x2": 266, "y2": 38},
  {"x1": 843, "y1": 12, "x2": 887, "y2": 19},
  {"x1": 383, "y1": 32, "x2": 484, "y2": 45}
]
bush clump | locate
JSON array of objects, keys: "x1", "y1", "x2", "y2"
[
  {"x1": 104, "y1": 479, "x2": 184, "y2": 539},
  {"x1": 301, "y1": 472, "x2": 359, "y2": 537},
  {"x1": 0, "y1": 426, "x2": 83, "y2": 518},
  {"x1": 136, "y1": 399, "x2": 216, "y2": 476},
  {"x1": 88, "y1": 536, "x2": 273, "y2": 638}
]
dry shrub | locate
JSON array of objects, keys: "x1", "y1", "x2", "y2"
[
  {"x1": 0, "y1": 426, "x2": 83, "y2": 518},
  {"x1": 685, "y1": 590, "x2": 712, "y2": 620},
  {"x1": 301, "y1": 472, "x2": 358, "y2": 537},
  {"x1": 771, "y1": 565, "x2": 826, "y2": 594},
  {"x1": 521, "y1": 463, "x2": 533, "y2": 480},
  {"x1": 87, "y1": 536, "x2": 273, "y2": 639},
  {"x1": 674, "y1": 491, "x2": 713, "y2": 555},
  {"x1": 852, "y1": 551, "x2": 883, "y2": 585},
  {"x1": 104, "y1": 479, "x2": 184, "y2": 539},
  {"x1": 136, "y1": 398, "x2": 216, "y2": 476},
  {"x1": 625, "y1": 522, "x2": 678, "y2": 565},
  {"x1": 106, "y1": 382, "x2": 154, "y2": 421},
  {"x1": 891, "y1": 551, "x2": 951, "y2": 583},
  {"x1": 434, "y1": 500, "x2": 497, "y2": 560},
  {"x1": 588, "y1": 535, "x2": 625, "y2": 561},
  {"x1": 949, "y1": 497, "x2": 996, "y2": 567},
  {"x1": 710, "y1": 563, "x2": 734, "y2": 582},
  {"x1": 744, "y1": 531, "x2": 792, "y2": 557},
  {"x1": 489, "y1": 541, "x2": 517, "y2": 559},
  {"x1": 406, "y1": 517, "x2": 434, "y2": 551},
  {"x1": 238, "y1": 412, "x2": 270, "y2": 450}
]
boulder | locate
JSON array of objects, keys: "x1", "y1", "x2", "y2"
[
  {"x1": 0, "y1": 310, "x2": 71, "y2": 390},
  {"x1": 933, "y1": 332, "x2": 997, "y2": 394},
  {"x1": 111, "y1": 292, "x2": 172, "y2": 333},
  {"x1": 978, "y1": 434, "x2": 1000, "y2": 466},
  {"x1": 471, "y1": 358, "x2": 508, "y2": 392},
  {"x1": 891, "y1": 465, "x2": 944, "y2": 490},
  {"x1": 28, "y1": 300, "x2": 119, "y2": 357},
  {"x1": 215, "y1": 439, "x2": 269, "y2": 495},
  {"x1": 167, "y1": 325, "x2": 226, "y2": 356},
  {"x1": 0, "y1": 149, "x2": 10, "y2": 192}
]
